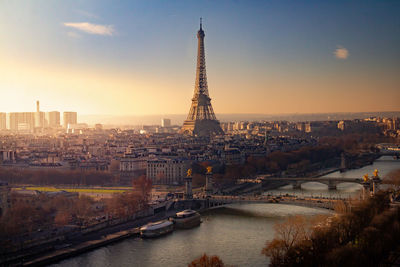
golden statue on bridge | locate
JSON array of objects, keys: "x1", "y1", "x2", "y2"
[
  {"x1": 373, "y1": 169, "x2": 379, "y2": 177},
  {"x1": 363, "y1": 174, "x2": 369, "y2": 182},
  {"x1": 206, "y1": 166, "x2": 213, "y2": 174},
  {"x1": 187, "y1": 168, "x2": 192, "y2": 177}
]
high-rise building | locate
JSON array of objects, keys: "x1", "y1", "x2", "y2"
[
  {"x1": 46, "y1": 111, "x2": 60, "y2": 127},
  {"x1": 7, "y1": 112, "x2": 35, "y2": 131},
  {"x1": 35, "y1": 101, "x2": 45, "y2": 128},
  {"x1": 161, "y1": 118, "x2": 171, "y2": 127},
  {"x1": 0, "y1": 113, "x2": 6, "y2": 130},
  {"x1": 180, "y1": 19, "x2": 224, "y2": 136},
  {"x1": 63, "y1": 112, "x2": 77, "y2": 128}
]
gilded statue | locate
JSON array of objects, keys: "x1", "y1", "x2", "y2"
[{"x1": 206, "y1": 166, "x2": 213, "y2": 174}]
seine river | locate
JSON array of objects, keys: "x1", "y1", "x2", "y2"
[{"x1": 53, "y1": 156, "x2": 399, "y2": 267}]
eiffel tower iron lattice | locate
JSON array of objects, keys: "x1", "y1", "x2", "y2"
[{"x1": 180, "y1": 19, "x2": 224, "y2": 136}]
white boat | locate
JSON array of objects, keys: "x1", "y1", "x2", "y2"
[
  {"x1": 171, "y1": 209, "x2": 201, "y2": 229},
  {"x1": 140, "y1": 220, "x2": 174, "y2": 238}
]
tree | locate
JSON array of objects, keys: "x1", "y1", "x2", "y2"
[
  {"x1": 262, "y1": 215, "x2": 325, "y2": 266},
  {"x1": 54, "y1": 210, "x2": 70, "y2": 226},
  {"x1": 188, "y1": 253, "x2": 225, "y2": 267},
  {"x1": 133, "y1": 175, "x2": 153, "y2": 206},
  {"x1": 383, "y1": 168, "x2": 400, "y2": 187}
]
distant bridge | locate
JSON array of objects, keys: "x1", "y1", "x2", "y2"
[
  {"x1": 260, "y1": 177, "x2": 364, "y2": 190},
  {"x1": 173, "y1": 195, "x2": 346, "y2": 211}
]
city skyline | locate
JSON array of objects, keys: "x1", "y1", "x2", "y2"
[{"x1": 1, "y1": 1, "x2": 399, "y2": 116}]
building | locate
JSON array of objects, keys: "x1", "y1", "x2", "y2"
[
  {"x1": 63, "y1": 111, "x2": 77, "y2": 128},
  {"x1": 222, "y1": 148, "x2": 243, "y2": 165},
  {"x1": 180, "y1": 19, "x2": 224, "y2": 136},
  {"x1": 338, "y1": 120, "x2": 345, "y2": 131},
  {"x1": 0, "y1": 150, "x2": 16, "y2": 163},
  {"x1": 0, "y1": 113, "x2": 6, "y2": 130},
  {"x1": 46, "y1": 111, "x2": 60, "y2": 127},
  {"x1": 95, "y1": 123, "x2": 103, "y2": 130},
  {"x1": 296, "y1": 122, "x2": 312, "y2": 133},
  {"x1": 7, "y1": 112, "x2": 35, "y2": 132},
  {"x1": 120, "y1": 155, "x2": 147, "y2": 178},
  {"x1": 35, "y1": 101, "x2": 45, "y2": 128},
  {"x1": 147, "y1": 157, "x2": 189, "y2": 185},
  {"x1": 161, "y1": 118, "x2": 171, "y2": 128}
]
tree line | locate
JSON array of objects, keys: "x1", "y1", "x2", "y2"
[
  {"x1": 262, "y1": 191, "x2": 400, "y2": 266},
  {"x1": 0, "y1": 168, "x2": 115, "y2": 186},
  {"x1": 0, "y1": 176, "x2": 152, "y2": 251}
]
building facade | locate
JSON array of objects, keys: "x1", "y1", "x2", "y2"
[
  {"x1": 7, "y1": 112, "x2": 35, "y2": 132},
  {"x1": 147, "y1": 157, "x2": 189, "y2": 185},
  {"x1": 0, "y1": 113, "x2": 6, "y2": 130},
  {"x1": 63, "y1": 112, "x2": 78, "y2": 128},
  {"x1": 161, "y1": 118, "x2": 171, "y2": 127},
  {"x1": 46, "y1": 111, "x2": 60, "y2": 127},
  {"x1": 120, "y1": 155, "x2": 147, "y2": 177}
]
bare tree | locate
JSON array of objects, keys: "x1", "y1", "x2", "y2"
[{"x1": 188, "y1": 253, "x2": 226, "y2": 267}]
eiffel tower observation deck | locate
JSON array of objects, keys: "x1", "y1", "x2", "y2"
[{"x1": 180, "y1": 19, "x2": 224, "y2": 137}]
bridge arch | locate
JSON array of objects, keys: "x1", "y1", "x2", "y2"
[{"x1": 288, "y1": 180, "x2": 363, "y2": 190}]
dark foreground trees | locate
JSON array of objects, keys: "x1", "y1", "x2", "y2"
[
  {"x1": 188, "y1": 254, "x2": 226, "y2": 267},
  {"x1": 262, "y1": 192, "x2": 400, "y2": 266}
]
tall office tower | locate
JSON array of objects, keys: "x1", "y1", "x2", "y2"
[
  {"x1": 46, "y1": 111, "x2": 60, "y2": 127},
  {"x1": 0, "y1": 113, "x2": 6, "y2": 130},
  {"x1": 63, "y1": 112, "x2": 77, "y2": 128},
  {"x1": 161, "y1": 118, "x2": 171, "y2": 127},
  {"x1": 180, "y1": 19, "x2": 224, "y2": 136},
  {"x1": 34, "y1": 101, "x2": 45, "y2": 128},
  {"x1": 7, "y1": 112, "x2": 35, "y2": 131}
]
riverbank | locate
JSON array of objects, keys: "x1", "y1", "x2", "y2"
[
  {"x1": 2, "y1": 209, "x2": 177, "y2": 267},
  {"x1": 23, "y1": 228, "x2": 140, "y2": 266}
]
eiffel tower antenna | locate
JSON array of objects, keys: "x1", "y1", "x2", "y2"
[{"x1": 180, "y1": 20, "x2": 224, "y2": 136}]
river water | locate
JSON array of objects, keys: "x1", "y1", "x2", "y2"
[{"x1": 53, "y1": 156, "x2": 400, "y2": 267}]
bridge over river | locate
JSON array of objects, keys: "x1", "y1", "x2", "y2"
[
  {"x1": 173, "y1": 195, "x2": 346, "y2": 211},
  {"x1": 260, "y1": 177, "x2": 364, "y2": 190}
]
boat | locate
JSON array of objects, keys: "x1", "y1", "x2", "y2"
[
  {"x1": 171, "y1": 209, "x2": 201, "y2": 229},
  {"x1": 140, "y1": 220, "x2": 174, "y2": 238}
]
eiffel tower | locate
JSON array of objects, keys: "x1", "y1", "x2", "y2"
[{"x1": 180, "y1": 19, "x2": 224, "y2": 136}]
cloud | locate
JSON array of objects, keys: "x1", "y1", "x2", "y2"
[
  {"x1": 63, "y1": 22, "x2": 114, "y2": 36},
  {"x1": 334, "y1": 46, "x2": 349, "y2": 59}
]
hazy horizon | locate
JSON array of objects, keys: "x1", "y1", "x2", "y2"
[{"x1": 79, "y1": 111, "x2": 400, "y2": 126}]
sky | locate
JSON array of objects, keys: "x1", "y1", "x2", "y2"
[{"x1": 0, "y1": 0, "x2": 399, "y2": 116}]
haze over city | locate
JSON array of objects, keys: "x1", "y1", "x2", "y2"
[{"x1": 1, "y1": 1, "x2": 399, "y2": 117}]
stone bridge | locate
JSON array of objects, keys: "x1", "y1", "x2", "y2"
[
  {"x1": 172, "y1": 195, "x2": 344, "y2": 211},
  {"x1": 262, "y1": 177, "x2": 364, "y2": 190}
]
